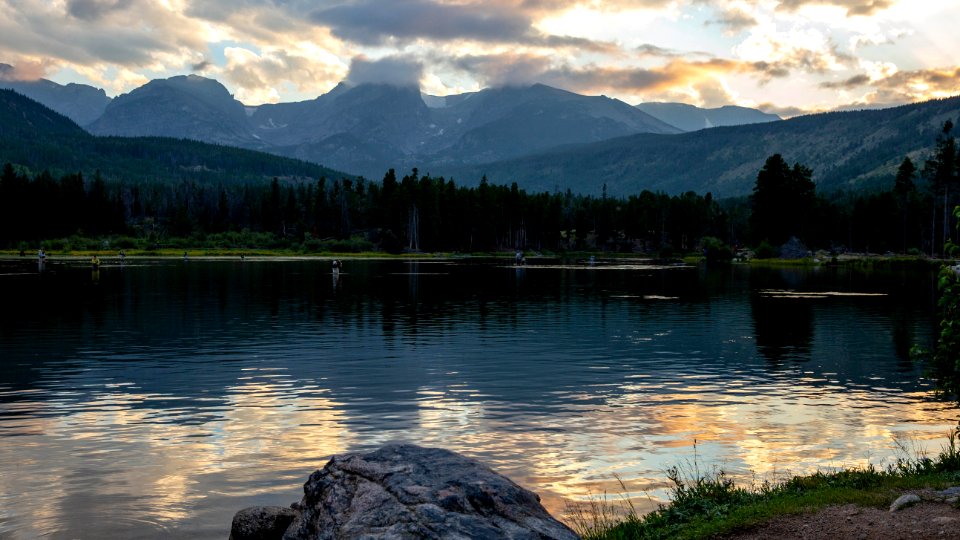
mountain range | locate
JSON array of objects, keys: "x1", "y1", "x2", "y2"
[
  {"x1": 85, "y1": 76, "x2": 690, "y2": 178},
  {"x1": 1, "y1": 72, "x2": 782, "y2": 180},
  {"x1": 2, "y1": 70, "x2": 957, "y2": 198}
]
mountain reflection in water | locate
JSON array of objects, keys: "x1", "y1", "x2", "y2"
[{"x1": 0, "y1": 258, "x2": 954, "y2": 539}]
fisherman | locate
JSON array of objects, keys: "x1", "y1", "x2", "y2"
[{"x1": 91, "y1": 255, "x2": 100, "y2": 269}]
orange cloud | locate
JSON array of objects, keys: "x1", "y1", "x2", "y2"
[{"x1": 0, "y1": 59, "x2": 55, "y2": 81}]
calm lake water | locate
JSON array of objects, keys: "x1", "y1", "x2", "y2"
[{"x1": 0, "y1": 257, "x2": 956, "y2": 539}]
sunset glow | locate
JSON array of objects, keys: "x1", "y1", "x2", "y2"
[{"x1": 0, "y1": 0, "x2": 957, "y2": 115}]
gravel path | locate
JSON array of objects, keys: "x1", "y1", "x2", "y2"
[{"x1": 727, "y1": 494, "x2": 960, "y2": 539}]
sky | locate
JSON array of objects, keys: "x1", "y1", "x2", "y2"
[{"x1": 0, "y1": 0, "x2": 958, "y2": 116}]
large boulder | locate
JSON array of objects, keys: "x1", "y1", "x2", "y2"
[
  {"x1": 231, "y1": 506, "x2": 297, "y2": 540},
  {"x1": 233, "y1": 443, "x2": 580, "y2": 539}
]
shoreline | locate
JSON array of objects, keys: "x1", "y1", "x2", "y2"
[
  {"x1": 575, "y1": 426, "x2": 960, "y2": 539},
  {"x1": 0, "y1": 248, "x2": 949, "y2": 266}
]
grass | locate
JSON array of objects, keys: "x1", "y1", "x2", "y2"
[
  {"x1": 569, "y1": 427, "x2": 960, "y2": 539},
  {"x1": 0, "y1": 248, "x2": 483, "y2": 259}
]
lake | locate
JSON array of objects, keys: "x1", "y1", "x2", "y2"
[{"x1": 0, "y1": 256, "x2": 956, "y2": 539}]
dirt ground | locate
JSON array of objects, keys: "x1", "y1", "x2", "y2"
[{"x1": 726, "y1": 495, "x2": 960, "y2": 539}]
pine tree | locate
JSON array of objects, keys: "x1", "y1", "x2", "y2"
[{"x1": 749, "y1": 154, "x2": 816, "y2": 246}]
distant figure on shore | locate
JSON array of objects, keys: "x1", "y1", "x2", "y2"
[
  {"x1": 240, "y1": 254, "x2": 245, "y2": 261},
  {"x1": 183, "y1": 251, "x2": 189, "y2": 262},
  {"x1": 119, "y1": 250, "x2": 125, "y2": 263},
  {"x1": 37, "y1": 248, "x2": 45, "y2": 272},
  {"x1": 332, "y1": 259, "x2": 342, "y2": 273},
  {"x1": 515, "y1": 250, "x2": 525, "y2": 266},
  {"x1": 91, "y1": 255, "x2": 100, "y2": 269}
]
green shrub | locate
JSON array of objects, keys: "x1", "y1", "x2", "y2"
[
  {"x1": 701, "y1": 236, "x2": 733, "y2": 263},
  {"x1": 753, "y1": 241, "x2": 778, "y2": 259},
  {"x1": 379, "y1": 229, "x2": 403, "y2": 254}
]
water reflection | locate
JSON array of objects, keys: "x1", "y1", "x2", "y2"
[
  {"x1": 751, "y1": 294, "x2": 814, "y2": 363},
  {"x1": 0, "y1": 259, "x2": 954, "y2": 539}
]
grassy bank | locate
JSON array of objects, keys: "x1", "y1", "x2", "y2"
[{"x1": 571, "y1": 427, "x2": 960, "y2": 539}]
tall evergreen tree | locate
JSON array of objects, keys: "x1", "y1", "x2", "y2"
[
  {"x1": 894, "y1": 157, "x2": 917, "y2": 253},
  {"x1": 749, "y1": 154, "x2": 816, "y2": 246},
  {"x1": 926, "y1": 120, "x2": 957, "y2": 256}
]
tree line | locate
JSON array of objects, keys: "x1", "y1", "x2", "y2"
[{"x1": 1, "y1": 119, "x2": 959, "y2": 256}]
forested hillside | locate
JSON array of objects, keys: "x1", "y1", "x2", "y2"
[
  {"x1": 0, "y1": 90, "x2": 345, "y2": 185},
  {"x1": 461, "y1": 96, "x2": 960, "y2": 197},
  {"x1": 4, "y1": 88, "x2": 960, "y2": 259}
]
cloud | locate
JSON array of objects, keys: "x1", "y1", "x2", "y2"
[
  {"x1": 221, "y1": 47, "x2": 346, "y2": 103},
  {"x1": 636, "y1": 43, "x2": 713, "y2": 58},
  {"x1": 808, "y1": 65, "x2": 960, "y2": 109},
  {"x1": 849, "y1": 28, "x2": 911, "y2": 51},
  {"x1": 819, "y1": 73, "x2": 870, "y2": 89},
  {"x1": 446, "y1": 52, "x2": 754, "y2": 99},
  {"x1": 0, "y1": 1, "x2": 209, "y2": 67},
  {"x1": 0, "y1": 59, "x2": 54, "y2": 81},
  {"x1": 346, "y1": 56, "x2": 424, "y2": 87},
  {"x1": 184, "y1": 1, "x2": 322, "y2": 44},
  {"x1": 705, "y1": 7, "x2": 758, "y2": 33},
  {"x1": 192, "y1": 60, "x2": 213, "y2": 73},
  {"x1": 775, "y1": 0, "x2": 895, "y2": 16},
  {"x1": 448, "y1": 53, "x2": 552, "y2": 87},
  {"x1": 733, "y1": 23, "x2": 855, "y2": 77},
  {"x1": 66, "y1": 0, "x2": 135, "y2": 21},
  {"x1": 858, "y1": 66, "x2": 960, "y2": 104},
  {"x1": 540, "y1": 35, "x2": 624, "y2": 54},
  {"x1": 310, "y1": 0, "x2": 532, "y2": 45},
  {"x1": 755, "y1": 101, "x2": 816, "y2": 118}
]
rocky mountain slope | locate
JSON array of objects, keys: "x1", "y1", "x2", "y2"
[
  {"x1": 0, "y1": 64, "x2": 110, "y2": 126},
  {"x1": 81, "y1": 76, "x2": 682, "y2": 178},
  {"x1": 87, "y1": 75, "x2": 260, "y2": 148}
]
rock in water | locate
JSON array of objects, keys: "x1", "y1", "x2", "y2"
[
  {"x1": 282, "y1": 443, "x2": 579, "y2": 540},
  {"x1": 231, "y1": 506, "x2": 297, "y2": 540}
]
